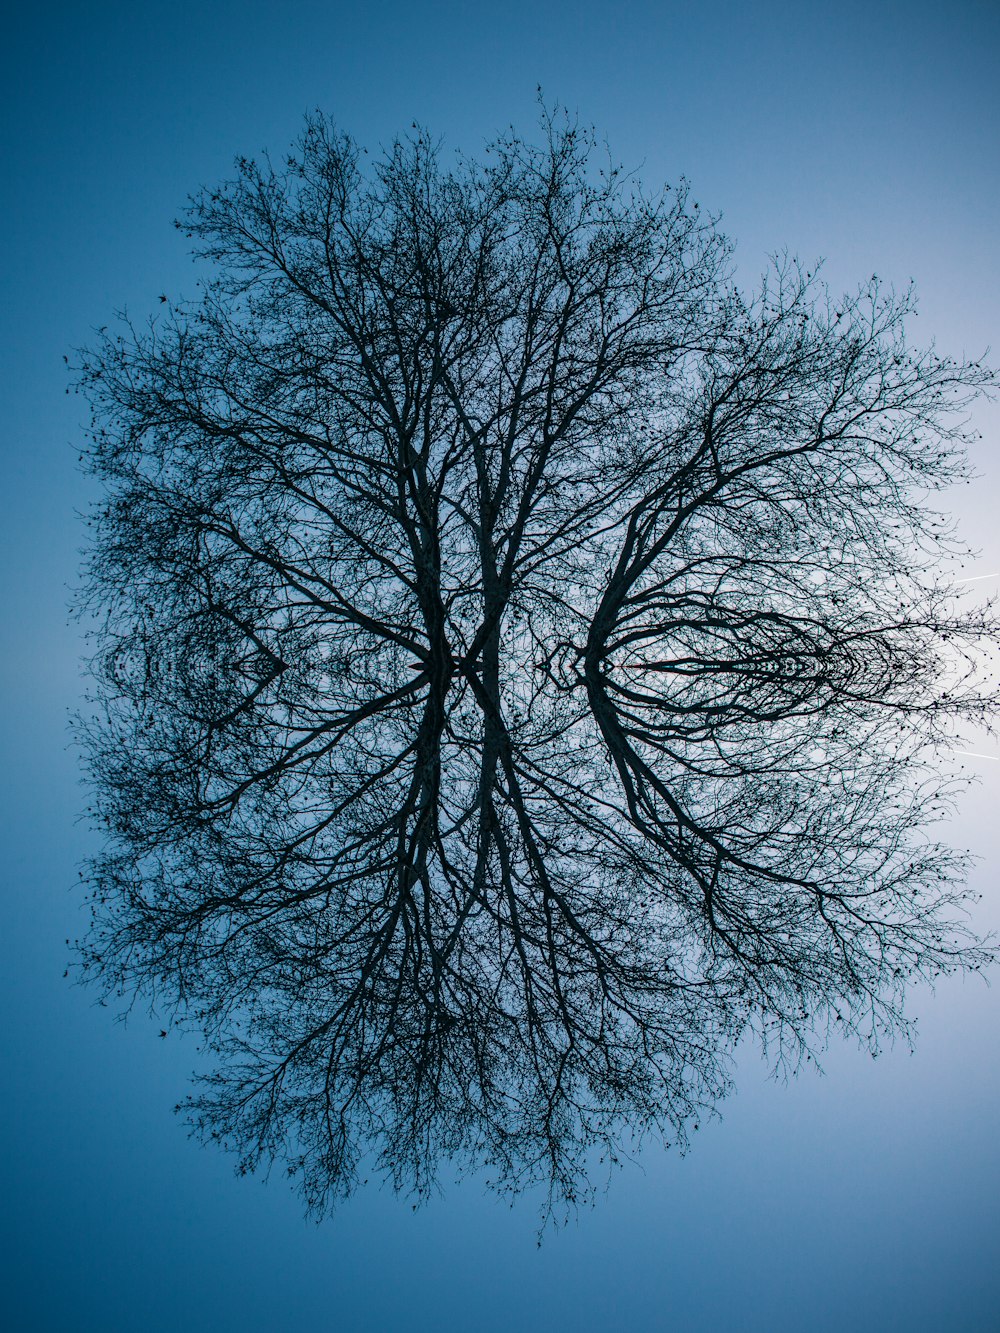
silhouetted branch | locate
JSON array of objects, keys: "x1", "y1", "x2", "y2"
[{"x1": 75, "y1": 109, "x2": 998, "y2": 1221}]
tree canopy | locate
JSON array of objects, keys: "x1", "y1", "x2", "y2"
[{"x1": 75, "y1": 110, "x2": 997, "y2": 1218}]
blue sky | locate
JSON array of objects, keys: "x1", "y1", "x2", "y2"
[{"x1": 3, "y1": 3, "x2": 998, "y2": 1329}]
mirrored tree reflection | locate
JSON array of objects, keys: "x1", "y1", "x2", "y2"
[{"x1": 75, "y1": 110, "x2": 997, "y2": 1217}]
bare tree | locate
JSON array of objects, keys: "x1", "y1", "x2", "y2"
[{"x1": 75, "y1": 110, "x2": 997, "y2": 1218}]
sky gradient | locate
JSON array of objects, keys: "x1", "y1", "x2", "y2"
[{"x1": 3, "y1": 3, "x2": 999, "y2": 1329}]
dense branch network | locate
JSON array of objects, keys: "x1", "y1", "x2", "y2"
[{"x1": 75, "y1": 111, "x2": 997, "y2": 1215}]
